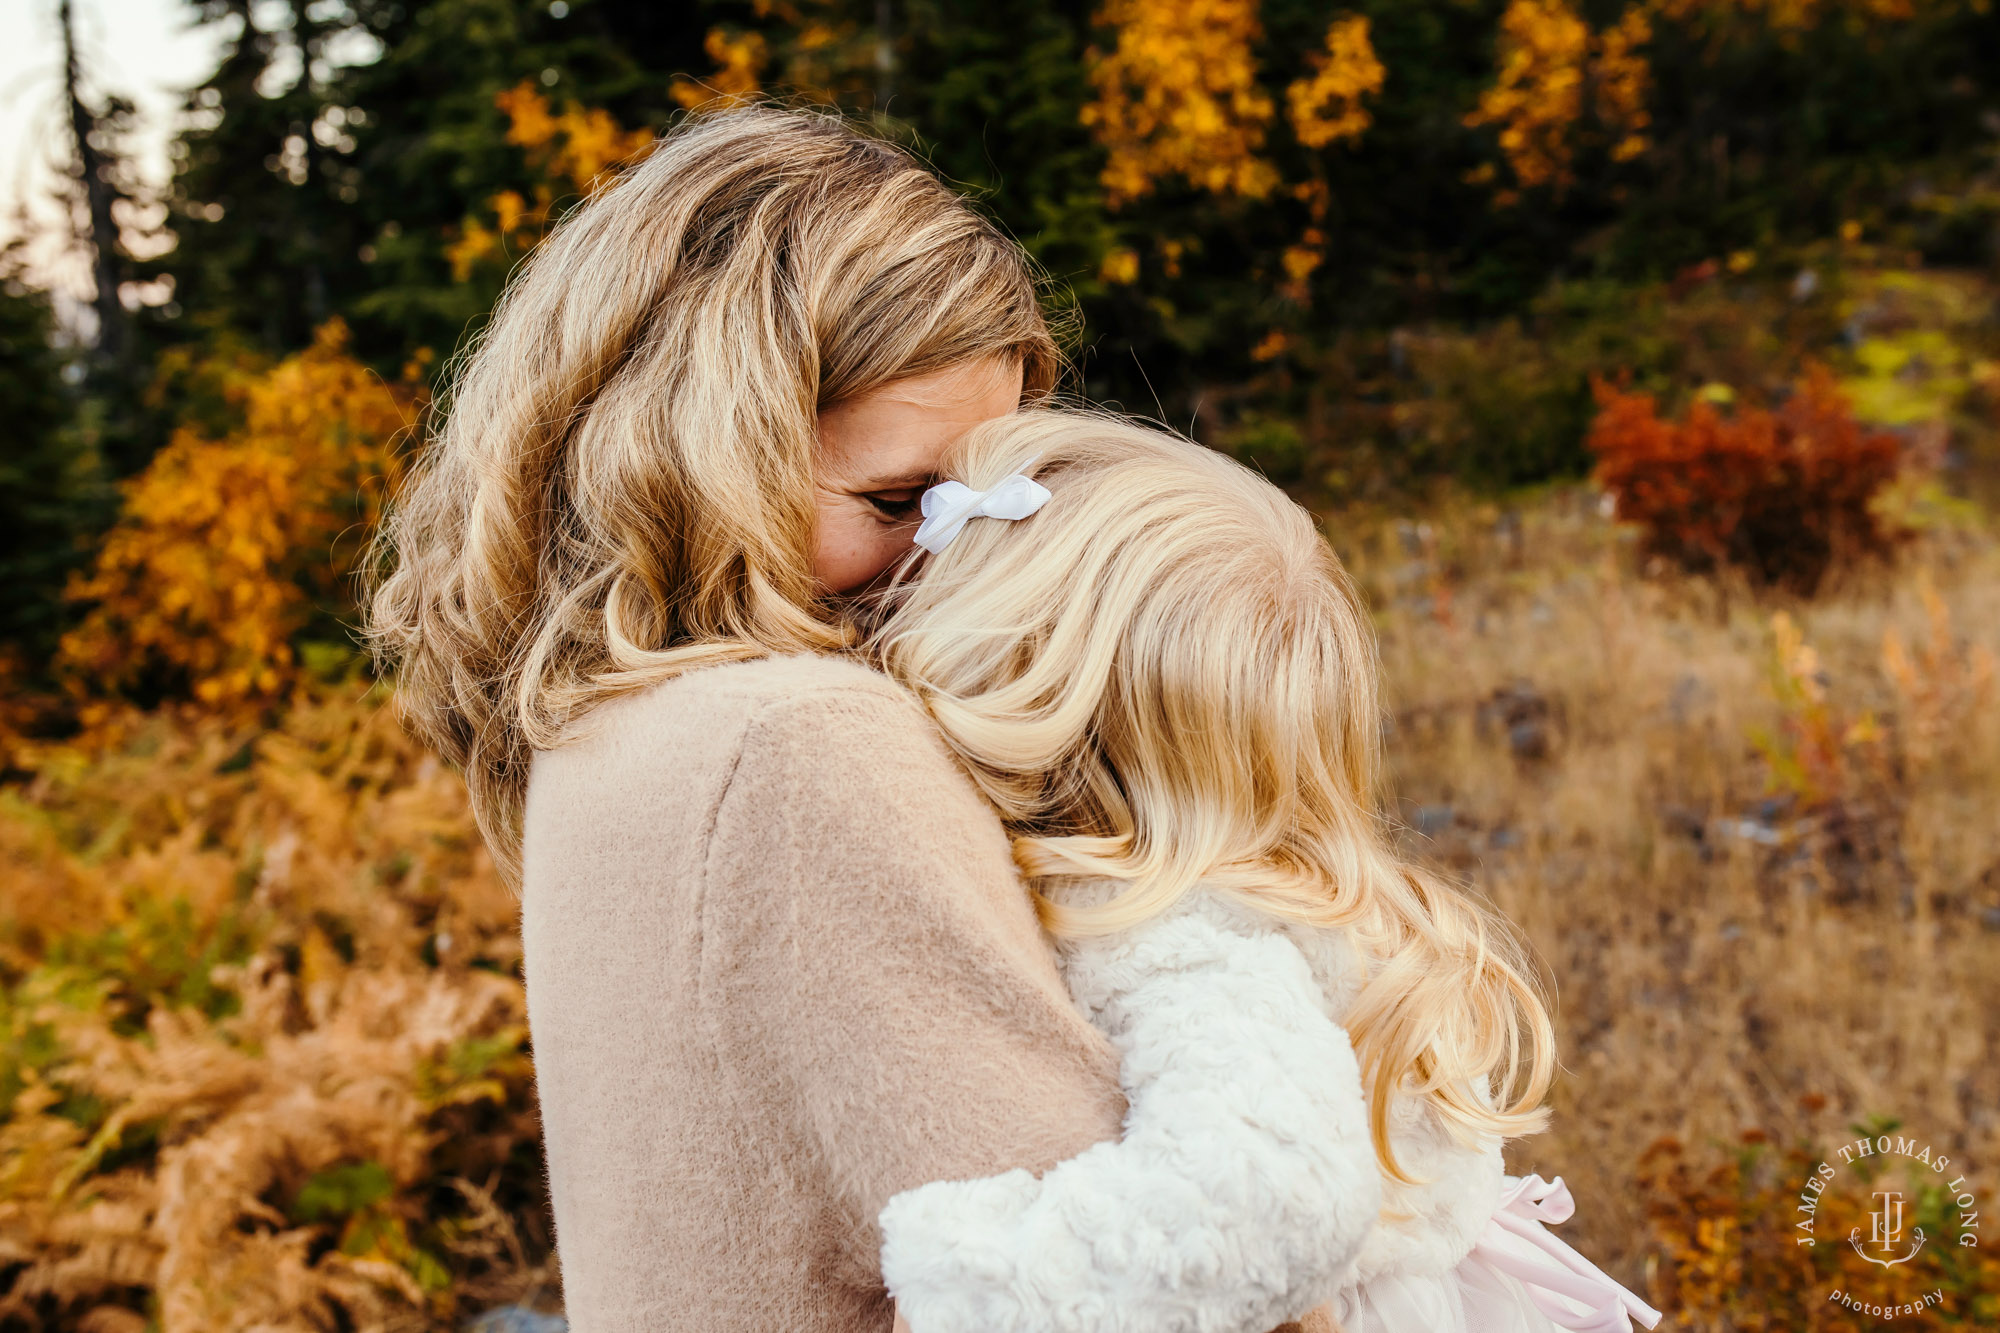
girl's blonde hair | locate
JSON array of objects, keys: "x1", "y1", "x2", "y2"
[
  {"x1": 866, "y1": 410, "x2": 1556, "y2": 1182},
  {"x1": 363, "y1": 104, "x2": 1060, "y2": 886}
]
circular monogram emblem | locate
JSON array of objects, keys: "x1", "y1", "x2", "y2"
[{"x1": 1797, "y1": 1129, "x2": 1982, "y2": 1319}]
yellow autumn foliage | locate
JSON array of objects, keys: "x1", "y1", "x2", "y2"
[
  {"x1": 498, "y1": 82, "x2": 654, "y2": 188},
  {"x1": 1099, "y1": 245, "x2": 1141, "y2": 284},
  {"x1": 1082, "y1": 0, "x2": 1281, "y2": 204},
  {"x1": 1082, "y1": 2, "x2": 1384, "y2": 300},
  {"x1": 55, "y1": 322, "x2": 415, "y2": 715},
  {"x1": 1595, "y1": 6, "x2": 1653, "y2": 164},
  {"x1": 1285, "y1": 13, "x2": 1385, "y2": 150},
  {"x1": 1463, "y1": 0, "x2": 1939, "y2": 203},
  {"x1": 445, "y1": 84, "x2": 655, "y2": 282},
  {"x1": 670, "y1": 27, "x2": 770, "y2": 110},
  {"x1": 1464, "y1": 0, "x2": 1655, "y2": 201},
  {"x1": 1464, "y1": 0, "x2": 1591, "y2": 196}
]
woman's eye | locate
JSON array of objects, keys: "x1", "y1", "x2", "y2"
[{"x1": 864, "y1": 491, "x2": 923, "y2": 521}]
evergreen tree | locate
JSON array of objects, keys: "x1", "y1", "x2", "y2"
[
  {"x1": 0, "y1": 278, "x2": 99, "y2": 672},
  {"x1": 146, "y1": 0, "x2": 714, "y2": 370},
  {"x1": 129, "y1": 0, "x2": 2000, "y2": 474}
]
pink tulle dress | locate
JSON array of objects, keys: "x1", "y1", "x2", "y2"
[{"x1": 1333, "y1": 1174, "x2": 1663, "y2": 1333}]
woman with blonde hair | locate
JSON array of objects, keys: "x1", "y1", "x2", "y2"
[
  {"x1": 861, "y1": 410, "x2": 1665, "y2": 1333},
  {"x1": 366, "y1": 106, "x2": 1338, "y2": 1330}
]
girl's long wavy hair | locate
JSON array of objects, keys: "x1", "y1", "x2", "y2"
[
  {"x1": 865, "y1": 410, "x2": 1557, "y2": 1183},
  {"x1": 362, "y1": 104, "x2": 1060, "y2": 886}
]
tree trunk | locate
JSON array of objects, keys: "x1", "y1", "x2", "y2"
[{"x1": 61, "y1": 0, "x2": 125, "y2": 366}]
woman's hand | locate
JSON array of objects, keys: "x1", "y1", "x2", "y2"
[{"x1": 893, "y1": 1302, "x2": 913, "y2": 1333}]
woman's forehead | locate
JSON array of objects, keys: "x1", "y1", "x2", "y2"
[{"x1": 820, "y1": 359, "x2": 1023, "y2": 486}]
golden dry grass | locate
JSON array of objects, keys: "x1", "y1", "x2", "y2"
[
  {"x1": 1340, "y1": 486, "x2": 2000, "y2": 1326},
  {"x1": 3, "y1": 484, "x2": 1995, "y2": 1329}
]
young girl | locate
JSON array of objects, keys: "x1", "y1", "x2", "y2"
[{"x1": 860, "y1": 411, "x2": 1665, "y2": 1333}]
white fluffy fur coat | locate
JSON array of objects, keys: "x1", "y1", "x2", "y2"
[{"x1": 879, "y1": 884, "x2": 1504, "y2": 1333}]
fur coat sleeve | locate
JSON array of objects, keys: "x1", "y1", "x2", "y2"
[{"x1": 878, "y1": 886, "x2": 1381, "y2": 1333}]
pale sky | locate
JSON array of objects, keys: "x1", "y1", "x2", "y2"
[{"x1": 1, "y1": 0, "x2": 227, "y2": 321}]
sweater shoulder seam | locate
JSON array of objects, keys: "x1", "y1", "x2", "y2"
[
  {"x1": 690, "y1": 703, "x2": 761, "y2": 1139},
  {"x1": 634, "y1": 653, "x2": 906, "y2": 715},
  {"x1": 687, "y1": 681, "x2": 930, "y2": 1134}
]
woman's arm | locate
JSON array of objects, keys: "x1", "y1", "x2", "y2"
[
  {"x1": 878, "y1": 895, "x2": 1381, "y2": 1333},
  {"x1": 696, "y1": 680, "x2": 1140, "y2": 1295}
]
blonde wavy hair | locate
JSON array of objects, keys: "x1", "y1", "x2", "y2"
[
  {"x1": 363, "y1": 104, "x2": 1061, "y2": 885},
  {"x1": 865, "y1": 410, "x2": 1557, "y2": 1183}
]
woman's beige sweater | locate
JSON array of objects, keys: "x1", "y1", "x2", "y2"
[{"x1": 523, "y1": 654, "x2": 1320, "y2": 1332}]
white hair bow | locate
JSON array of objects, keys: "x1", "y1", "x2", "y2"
[{"x1": 911, "y1": 469, "x2": 1051, "y2": 555}]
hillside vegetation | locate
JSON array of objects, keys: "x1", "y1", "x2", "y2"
[{"x1": 9, "y1": 0, "x2": 2000, "y2": 1326}]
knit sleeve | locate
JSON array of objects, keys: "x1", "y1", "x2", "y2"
[
  {"x1": 695, "y1": 680, "x2": 1135, "y2": 1295},
  {"x1": 878, "y1": 893, "x2": 1381, "y2": 1333}
]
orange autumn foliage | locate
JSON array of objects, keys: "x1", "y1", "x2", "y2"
[
  {"x1": 1465, "y1": 0, "x2": 1936, "y2": 204},
  {"x1": 55, "y1": 322, "x2": 416, "y2": 713},
  {"x1": 1464, "y1": 0, "x2": 1653, "y2": 202},
  {"x1": 1639, "y1": 1127, "x2": 2000, "y2": 1329},
  {"x1": 1082, "y1": 0, "x2": 1281, "y2": 204},
  {"x1": 1586, "y1": 364, "x2": 1907, "y2": 592},
  {"x1": 1464, "y1": 0, "x2": 1590, "y2": 196},
  {"x1": 445, "y1": 84, "x2": 655, "y2": 282},
  {"x1": 1082, "y1": 2, "x2": 1389, "y2": 206},
  {"x1": 669, "y1": 27, "x2": 770, "y2": 110},
  {"x1": 1594, "y1": 6, "x2": 1654, "y2": 165},
  {"x1": 1286, "y1": 14, "x2": 1387, "y2": 150},
  {"x1": 1081, "y1": 2, "x2": 1382, "y2": 304},
  {"x1": 0, "y1": 685, "x2": 545, "y2": 1332}
]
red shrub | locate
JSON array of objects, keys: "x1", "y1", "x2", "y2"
[{"x1": 1587, "y1": 363, "x2": 1906, "y2": 593}]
